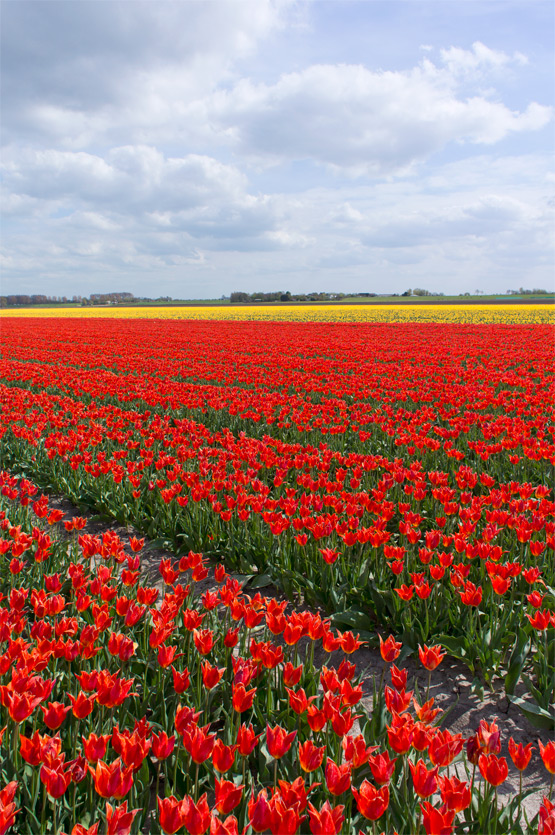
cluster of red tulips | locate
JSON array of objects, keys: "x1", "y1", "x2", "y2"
[
  {"x1": 0, "y1": 471, "x2": 554, "y2": 834},
  {"x1": 0, "y1": 320, "x2": 553, "y2": 721}
]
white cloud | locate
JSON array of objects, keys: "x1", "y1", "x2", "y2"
[
  {"x1": 1, "y1": 0, "x2": 293, "y2": 147},
  {"x1": 205, "y1": 55, "x2": 551, "y2": 175},
  {"x1": 439, "y1": 41, "x2": 528, "y2": 79},
  {"x1": 1, "y1": 1, "x2": 553, "y2": 297},
  {"x1": 2, "y1": 146, "x2": 258, "y2": 219}
]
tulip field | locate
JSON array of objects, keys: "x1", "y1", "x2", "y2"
[{"x1": 0, "y1": 309, "x2": 554, "y2": 834}]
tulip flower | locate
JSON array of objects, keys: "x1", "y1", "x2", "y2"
[
  {"x1": 214, "y1": 778, "x2": 244, "y2": 815},
  {"x1": 307, "y1": 800, "x2": 345, "y2": 835},
  {"x1": 538, "y1": 797, "x2": 555, "y2": 835},
  {"x1": 418, "y1": 644, "x2": 445, "y2": 671},
  {"x1": 478, "y1": 753, "x2": 509, "y2": 786},
  {"x1": 351, "y1": 781, "x2": 389, "y2": 821},
  {"x1": 248, "y1": 789, "x2": 272, "y2": 833},
  {"x1": 379, "y1": 634, "x2": 402, "y2": 663},
  {"x1": 182, "y1": 724, "x2": 215, "y2": 765},
  {"x1": 158, "y1": 796, "x2": 187, "y2": 835},
  {"x1": 539, "y1": 740, "x2": 555, "y2": 775},
  {"x1": 439, "y1": 775, "x2": 471, "y2": 813},
  {"x1": 368, "y1": 750, "x2": 396, "y2": 785},
  {"x1": 232, "y1": 683, "x2": 256, "y2": 713},
  {"x1": 342, "y1": 734, "x2": 376, "y2": 769},
  {"x1": 236, "y1": 724, "x2": 261, "y2": 757},
  {"x1": 67, "y1": 691, "x2": 95, "y2": 719},
  {"x1": 307, "y1": 704, "x2": 327, "y2": 733},
  {"x1": 319, "y1": 547, "x2": 340, "y2": 564},
  {"x1": 0, "y1": 781, "x2": 19, "y2": 835},
  {"x1": 182, "y1": 794, "x2": 211, "y2": 835},
  {"x1": 5, "y1": 691, "x2": 42, "y2": 723},
  {"x1": 41, "y1": 701, "x2": 72, "y2": 730},
  {"x1": 508, "y1": 739, "x2": 533, "y2": 772},
  {"x1": 193, "y1": 628, "x2": 214, "y2": 655},
  {"x1": 82, "y1": 733, "x2": 110, "y2": 764},
  {"x1": 325, "y1": 759, "x2": 351, "y2": 796},
  {"x1": 212, "y1": 740, "x2": 237, "y2": 773},
  {"x1": 40, "y1": 760, "x2": 72, "y2": 799},
  {"x1": 409, "y1": 759, "x2": 439, "y2": 798},
  {"x1": 20, "y1": 731, "x2": 44, "y2": 766},
  {"x1": 420, "y1": 801, "x2": 456, "y2": 835},
  {"x1": 171, "y1": 666, "x2": 191, "y2": 693},
  {"x1": 298, "y1": 740, "x2": 325, "y2": 773},
  {"x1": 106, "y1": 801, "x2": 139, "y2": 835},
  {"x1": 201, "y1": 661, "x2": 225, "y2": 690},
  {"x1": 151, "y1": 732, "x2": 175, "y2": 762},
  {"x1": 210, "y1": 815, "x2": 239, "y2": 835},
  {"x1": 266, "y1": 725, "x2": 296, "y2": 759},
  {"x1": 282, "y1": 662, "x2": 303, "y2": 687},
  {"x1": 88, "y1": 758, "x2": 133, "y2": 799},
  {"x1": 65, "y1": 823, "x2": 100, "y2": 835},
  {"x1": 387, "y1": 714, "x2": 414, "y2": 755},
  {"x1": 428, "y1": 729, "x2": 464, "y2": 767}
]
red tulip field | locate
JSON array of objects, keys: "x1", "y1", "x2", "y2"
[{"x1": 0, "y1": 315, "x2": 553, "y2": 834}]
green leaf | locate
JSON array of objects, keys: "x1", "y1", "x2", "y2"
[
  {"x1": 436, "y1": 634, "x2": 471, "y2": 658},
  {"x1": 148, "y1": 537, "x2": 174, "y2": 550},
  {"x1": 245, "y1": 573, "x2": 274, "y2": 589},
  {"x1": 508, "y1": 695, "x2": 555, "y2": 729},
  {"x1": 505, "y1": 628, "x2": 531, "y2": 696},
  {"x1": 331, "y1": 608, "x2": 373, "y2": 631}
]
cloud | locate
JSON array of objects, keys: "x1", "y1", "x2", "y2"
[
  {"x1": 361, "y1": 194, "x2": 537, "y2": 248},
  {"x1": 1, "y1": 0, "x2": 292, "y2": 147},
  {"x1": 439, "y1": 41, "x2": 528, "y2": 79},
  {"x1": 0, "y1": 1, "x2": 552, "y2": 297},
  {"x1": 2, "y1": 145, "x2": 265, "y2": 222},
  {"x1": 207, "y1": 55, "x2": 551, "y2": 175}
]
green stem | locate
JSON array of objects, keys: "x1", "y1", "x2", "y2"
[{"x1": 194, "y1": 762, "x2": 200, "y2": 801}]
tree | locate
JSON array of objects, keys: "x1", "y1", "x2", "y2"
[{"x1": 230, "y1": 291, "x2": 250, "y2": 303}]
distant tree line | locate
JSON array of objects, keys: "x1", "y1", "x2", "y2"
[
  {"x1": 507, "y1": 288, "x2": 550, "y2": 295},
  {"x1": 2, "y1": 286, "x2": 550, "y2": 309},
  {"x1": 0, "y1": 292, "x2": 135, "y2": 308},
  {"x1": 230, "y1": 290, "x2": 379, "y2": 303},
  {"x1": 1, "y1": 294, "x2": 71, "y2": 307}
]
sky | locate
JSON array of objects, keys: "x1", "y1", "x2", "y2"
[{"x1": 1, "y1": 0, "x2": 554, "y2": 299}]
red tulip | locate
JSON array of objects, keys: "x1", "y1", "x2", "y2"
[
  {"x1": 307, "y1": 800, "x2": 345, "y2": 835},
  {"x1": 508, "y1": 738, "x2": 533, "y2": 771},
  {"x1": 418, "y1": 644, "x2": 445, "y2": 671},
  {"x1": 539, "y1": 740, "x2": 555, "y2": 775},
  {"x1": 182, "y1": 793, "x2": 211, "y2": 835},
  {"x1": 368, "y1": 750, "x2": 396, "y2": 785},
  {"x1": 214, "y1": 778, "x2": 244, "y2": 815},
  {"x1": 325, "y1": 759, "x2": 351, "y2": 796},
  {"x1": 439, "y1": 775, "x2": 471, "y2": 813},
  {"x1": 212, "y1": 740, "x2": 237, "y2": 773},
  {"x1": 158, "y1": 796, "x2": 187, "y2": 835},
  {"x1": 236, "y1": 723, "x2": 261, "y2": 756},
  {"x1": 298, "y1": 740, "x2": 325, "y2": 773},
  {"x1": 420, "y1": 802, "x2": 455, "y2": 835},
  {"x1": 478, "y1": 753, "x2": 509, "y2": 786},
  {"x1": 409, "y1": 759, "x2": 439, "y2": 798},
  {"x1": 231, "y1": 683, "x2": 256, "y2": 713},
  {"x1": 248, "y1": 789, "x2": 272, "y2": 833},
  {"x1": 88, "y1": 758, "x2": 133, "y2": 799},
  {"x1": 266, "y1": 724, "x2": 296, "y2": 759},
  {"x1": 379, "y1": 634, "x2": 402, "y2": 663},
  {"x1": 351, "y1": 781, "x2": 389, "y2": 820},
  {"x1": 106, "y1": 801, "x2": 139, "y2": 835}
]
